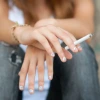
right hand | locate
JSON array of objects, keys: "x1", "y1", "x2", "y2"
[{"x1": 15, "y1": 25, "x2": 80, "y2": 62}]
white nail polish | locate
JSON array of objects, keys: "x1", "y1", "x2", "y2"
[
  {"x1": 62, "y1": 57, "x2": 66, "y2": 62},
  {"x1": 49, "y1": 76, "x2": 52, "y2": 80},
  {"x1": 19, "y1": 86, "x2": 23, "y2": 90},
  {"x1": 65, "y1": 46, "x2": 69, "y2": 50},
  {"x1": 78, "y1": 46, "x2": 82, "y2": 50},
  {"x1": 29, "y1": 89, "x2": 34, "y2": 94},
  {"x1": 39, "y1": 86, "x2": 43, "y2": 91},
  {"x1": 73, "y1": 47, "x2": 77, "y2": 51},
  {"x1": 51, "y1": 53, "x2": 55, "y2": 57}
]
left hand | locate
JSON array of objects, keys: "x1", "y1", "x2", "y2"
[
  {"x1": 19, "y1": 46, "x2": 53, "y2": 94},
  {"x1": 18, "y1": 45, "x2": 72, "y2": 94}
]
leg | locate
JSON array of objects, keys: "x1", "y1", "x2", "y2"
[
  {"x1": 47, "y1": 42, "x2": 100, "y2": 100},
  {"x1": 46, "y1": 56, "x2": 62, "y2": 100},
  {"x1": 0, "y1": 43, "x2": 24, "y2": 100}
]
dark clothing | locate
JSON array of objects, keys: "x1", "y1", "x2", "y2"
[
  {"x1": 47, "y1": 42, "x2": 100, "y2": 100},
  {"x1": 0, "y1": 42, "x2": 24, "y2": 100}
]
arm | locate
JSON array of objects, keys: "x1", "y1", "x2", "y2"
[
  {"x1": 56, "y1": 0, "x2": 94, "y2": 39},
  {"x1": 0, "y1": 1, "x2": 81, "y2": 60},
  {"x1": 0, "y1": 0, "x2": 17, "y2": 44},
  {"x1": 35, "y1": 0, "x2": 94, "y2": 41}
]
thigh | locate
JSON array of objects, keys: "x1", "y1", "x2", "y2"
[
  {"x1": 47, "y1": 42, "x2": 100, "y2": 100},
  {"x1": 60, "y1": 42, "x2": 100, "y2": 100},
  {"x1": 0, "y1": 43, "x2": 24, "y2": 100}
]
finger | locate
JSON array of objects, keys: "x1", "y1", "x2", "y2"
[
  {"x1": 65, "y1": 31, "x2": 82, "y2": 52},
  {"x1": 19, "y1": 54, "x2": 29, "y2": 91},
  {"x1": 37, "y1": 54, "x2": 45, "y2": 91},
  {"x1": 28, "y1": 57, "x2": 37, "y2": 94},
  {"x1": 46, "y1": 52, "x2": 53, "y2": 80},
  {"x1": 39, "y1": 27, "x2": 66, "y2": 62},
  {"x1": 59, "y1": 28, "x2": 82, "y2": 52},
  {"x1": 32, "y1": 30, "x2": 55, "y2": 57},
  {"x1": 62, "y1": 48, "x2": 73, "y2": 60},
  {"x1": 76, "y1": 44, "x2": 82, "y2": 52},
  {"x1": 47, "y1": 25, "x2": 78, "y2": 52},
  {"x1": 32, "y1": 41, "x2": 44, "y2": 50}
]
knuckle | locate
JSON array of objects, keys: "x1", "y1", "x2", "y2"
[
  {"x1": 33, "y1": 29, "x2": 38, "y2": 33},
  {"x1": 40, "y1": 39, "x2": 46, "y2": 44},
  {"x1": 39, "y1": 81, "x2": 44, "y2": 85},
  {"x1": 28, "y1": 71, "x2": 34, "y2": 76},
  {"x1": 46, "y1": 47, "x2": 52, "y2": 54},
  {"x1": 61, "y1": 33, "x2": 67, "y2": 39},
  {"x1": 46, "y1": 24, "x2": 52, "y2": 27},
  {"x1": 32, "y1": 30, "x2": 37, "y2": 35},
  {"x1": 38, "y1": 66, "x2": 44, "y2": 73},
  {"x1": 51, "y1": 37, "x2": 58, "y2": 43},
  {"x1": 48, "y1": 60, "x2": 53, "y2": 66},
  {"x1": 32, "y1": 30, "x2": 40, "y2": 37},
  {"x1": 66, "y1": 38, "x2": 73, "y2": 43},
  {"x1": 68, "y1": 41, "x2": 74, "y2": 46},
  {"x1": 29, "y1": 82, "x2": 34, "y2": 86},
  {"x1": 39, "y1": 27, "x2": 45, "y2": 31},
  {"x1": 20, "y1": 68, "x2": 27, "y2": 75},
  {"x1": 47, "y1": 24, "x2": 55, "y2": 29}
]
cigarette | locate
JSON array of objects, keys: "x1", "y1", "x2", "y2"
[{"x1": 65, "y1": 34, "x2": 93, "y2": 50}]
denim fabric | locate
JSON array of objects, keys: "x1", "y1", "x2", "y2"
[
  {"x1": 47, "y1": 42, "x2": 100, "y2": 100},
  {"x1": 0, "y1": 42, "x2": 24, "y2": 100},
  {"x1": 0, "y1": 42, "x2": 100, "y2": 100}
]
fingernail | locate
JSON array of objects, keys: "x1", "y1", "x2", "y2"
[
  {"x1": 51, "y1": 53, "x2": 55, "y2": 57},
  {"x1": 39, "y1": 86, "x2": 43, "y2": 91},
  {"x1": 29, "y1": 89, "x2": 34, "y2": 94},
  {"x1": 49, "y1": 76, "x2": 53, "y2": 80},
  {"x1": 65, "y1": 46, "x2": 69, "y2": 50},
  {"x1": 62, "y1": 57, "x2": 67, "y2": 62},
  {"x1": 19, "y1": 86, "x2": 24, "y2": 90},
  {"x1": 73, "y1": 47, "x2": 78, "y2": 52},
  {"x1": 78, "y1": 46, "x2": 82, "y2": 51}
]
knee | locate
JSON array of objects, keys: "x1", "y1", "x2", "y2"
[{"x1": 58, "y1": 42, "x2": 98, "y2": 81}]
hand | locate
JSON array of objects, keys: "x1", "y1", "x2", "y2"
[
  {"x1": 15, "y1": 19, "x2": 82, "y2": 62},
  {"x1": 34, "y1": 18, "x2": 82, "y2": 52},
  {"x1": 18, "y1": 46, "x2": 72, "y2": 94},
  {"x1": 34, "y1": 18, "x2": 82, "y2": 50},
  {"x1": 19, "y1": 46, "x2": 53, "y2": 94}
]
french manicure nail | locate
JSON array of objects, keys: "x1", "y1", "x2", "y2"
[
  {"x1": 51, "y1": 53, "x2": 55, "y2": 57},
  {"x1": 39, "y1": 86, "x2": 43, "y2": 91},
  {"x1": 49, "y1": 76, "x2": 53, "y2": 80},
  {"x1": 78, "y1": 46, "x2": 82, "y2": 50},
  {"x1": 62, "y1": 57, "x2": 66, "y2": 62},
  {"x1": 73, "y1": 47, "x2": 78, "y2": 52},
  {"x1": 29, "y1": 89, "x2": 34, "y2": 94},
  {"x1": 19, "y1": 86, "x2": 24, "y2": 90}
]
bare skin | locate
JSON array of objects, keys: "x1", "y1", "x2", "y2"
[{"x1": 0, "y1": 0, "x2": 94, "y2": 94}]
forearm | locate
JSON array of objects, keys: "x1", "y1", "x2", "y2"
[
  {"x1": 0, "y1": 18, "x2": 18, "y2": 45},
  {"x1": 56, "y1": 18, "x2": 94, "y2": 39}
]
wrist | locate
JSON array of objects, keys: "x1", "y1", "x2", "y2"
[
  {"x1": 12, "y1": 22, "x2": 30, "y2": 44},
  {"x1": 34, "y1": 18, "x2": 58, "y2": 28}
]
